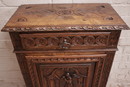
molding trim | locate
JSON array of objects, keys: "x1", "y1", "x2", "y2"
[{"x1": 2, "y1": 25, "x2": 129, "y2": 32}]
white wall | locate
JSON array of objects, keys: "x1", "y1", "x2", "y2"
[{"x1": 0, "y1": 0, "x2": 130, "y2": 87}]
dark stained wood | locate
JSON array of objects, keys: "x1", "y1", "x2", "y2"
[
  {"x1": 33, "y1": 61, "x2": 95, "y2": 87},
  {"x1": 1, "y1": 3, "x2": 129, "y2": 87},
  {"x1": 15, "y1": 54, "x2": 33, "y2": 87},
  {"x1": 13, "y1": 48, "x2": 117, "y2": 53},
  {"x1": 20, "y1": 32, "x2": 111, "y2": 50},
  {"x1": 26, "y1": 54, "x2": 106, "y2": 87},
  {"x1": 10, "y1": 31, "x2": 120, "y2": 51}
]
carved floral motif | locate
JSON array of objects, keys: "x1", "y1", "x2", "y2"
[
  {"x1": 21, "y1": 35, "x2": 109, "y2": 49},
  {"x1": 35, "y1": 38, "x2": 48, "y2": 46},
  {"x1": 84, "y1": 36, "x2": 96, "y2": 45},
  {"x1": 72, "y1": 36, "x2": 84, "y2": 45},
  {"x1": 48, "y1": 37, "x2": 59, "y2": 46}
]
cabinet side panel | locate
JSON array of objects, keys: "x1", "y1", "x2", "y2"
[
  {"x1": 9, "y1": 32, "x2": 33, "y2": 87},
  {"x1": 98, "y1": 51, "x2": 115, "y2": 87},
  {"x1": 16, "y1": 54, "x2": 33, "y2": 87},
  {"x1": 9, "y1": 32, "x2": 23, "y2": 50},
  {"x1": 108, "y1": 30, "x2": 121, "y2": 48}
]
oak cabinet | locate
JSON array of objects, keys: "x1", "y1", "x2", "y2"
[
  {"x1": 25, "y1": 54, "x2": 105, "y2": 87},
  {"x1": 1, "y1": 3, "x2": 129, "y2": 87}
]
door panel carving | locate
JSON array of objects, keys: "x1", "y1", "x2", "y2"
[
  {"x1": 38, "y1": 64, "x2": 91, "y2": 87},
  {"x1": 26, "y1": 54, "x2": 106, "y2": 87}
]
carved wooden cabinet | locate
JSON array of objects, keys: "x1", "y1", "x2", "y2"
[{"x1": 1, "y1": 3, "x2": 129, "y2": 87}]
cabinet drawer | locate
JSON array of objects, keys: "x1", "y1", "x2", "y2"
[
  {"x1": 20, "y1": 32, "x2": 116, "y2": 50},
  {"x1": 25, "y1": 53, "x2": 107, "y2": 87}
]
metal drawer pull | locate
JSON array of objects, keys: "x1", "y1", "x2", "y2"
[{"x1": 60, "y1": 39, "x2": 71, "y2": 49}]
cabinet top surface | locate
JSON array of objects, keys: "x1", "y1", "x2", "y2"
[{"x1": 2, "y1": 3, "x2": 129, "y2": 32}]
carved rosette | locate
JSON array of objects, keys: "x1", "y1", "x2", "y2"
[
  {"x1": 48, "y1": 37, "x2": 60, "y2": 46},
  {"x1": 21, "y1": 34, "x2": 110, "y2": 49},
  {"x1": 72, "y1": 36, "x2": 84, "y2": 45},
  {"x1": 22, "y1": 38, "x2": 36, "y2": 47},
  {"x1": 96, "y1": 35, "x2": 108, "y2": 45},
  {"x1": 35, "y1": 38, "x2": 48, "y2": 46},
  {"x1": 84, "y1": 36, "x2": 96, "y2": 45}
]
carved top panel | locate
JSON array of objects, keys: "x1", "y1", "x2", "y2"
[{"x1": 2, "y1": 3, "x2": 129, "y2": 32}]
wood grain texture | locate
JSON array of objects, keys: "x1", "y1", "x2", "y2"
[
  {"x1": 1, "y1": 3, "x2": 127, "y2": 87},
  {"x1": 1, "y1": 3, "x2": 129, "y2": 32}
]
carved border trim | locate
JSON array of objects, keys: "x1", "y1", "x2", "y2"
[
  {"x1": 26, "y1": 56, "x2": 105, "y2": 87},
  {"x1": 2, "y1": 25, "x2": 129, "y2": 32}
]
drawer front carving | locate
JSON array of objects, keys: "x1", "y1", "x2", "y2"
[
  {"x1": 20, "y1": 32, "x2": 111, "y2": 50},
  {"x1": 26, "y1": 54, "x2": 106, "y2": 87}
]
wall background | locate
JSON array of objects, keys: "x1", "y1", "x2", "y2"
[{"x1": 0, "y1": 0, "x2": 130, "y2": 87}]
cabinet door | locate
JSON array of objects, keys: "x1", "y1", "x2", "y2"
[
  {"x1": 37, "y1": 63, "x2": 95, "y2": 87},
  {"x1": 25, "y1": 54, "x2": 107, "y2": 87}
]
